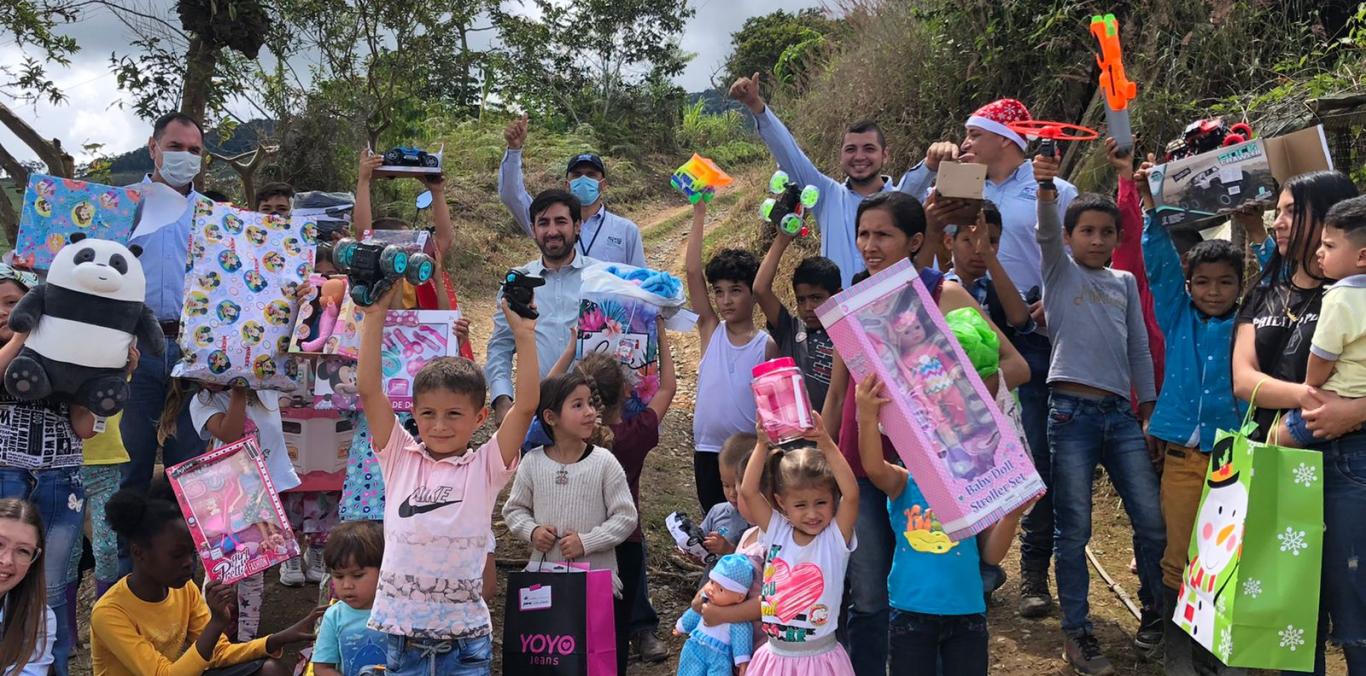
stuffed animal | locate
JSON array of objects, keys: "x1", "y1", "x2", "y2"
[
  {"x1": 674, "y1": 553, "x2": 755, "y2": 676},
  {"x1": 4, "y1": 234, "x2": 164, "y2": 415}
]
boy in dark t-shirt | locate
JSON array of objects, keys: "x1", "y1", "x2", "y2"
[{"x1": 754, "y1": 232, "x2": 841, "y2": 410}]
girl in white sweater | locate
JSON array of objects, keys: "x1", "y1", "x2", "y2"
[{"x1": 502, "y1": 372, "x2": 638, "y2": 675}]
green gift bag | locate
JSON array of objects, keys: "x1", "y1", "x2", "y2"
[{"x1": 1174, "y1": 405, "x2": 1324, "y2": 672}]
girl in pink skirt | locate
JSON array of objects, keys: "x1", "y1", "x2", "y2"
[{"x1": 739, "y1": 414, "x2": 859, "y2": 675}]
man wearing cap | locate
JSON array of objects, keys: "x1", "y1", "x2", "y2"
[
  {"x1": 500, "y1": 115, "x2": 646, "y2": 267},
  {"x1": 728, "y1": 72, "x2": 940, "y2": 289},
  {"x1": 902, "y1": 99, "x2": 1078, "y2": 626}
]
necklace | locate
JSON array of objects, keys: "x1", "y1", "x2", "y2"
[
  {"x1": 555, "y1": 468, "x2": 569, "y2": 485},
  {"x1": 1282, "y1": 285, "x2": 1319, "y2": 323}
]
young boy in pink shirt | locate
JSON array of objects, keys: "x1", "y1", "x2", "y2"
[{"x1": 356, "y1": 286, "x2": 539, "y2": 675}]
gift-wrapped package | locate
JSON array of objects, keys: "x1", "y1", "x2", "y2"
[
  {"x1": 576, "y1": 263, "x2": 686, "y2": 419},
  {"x1": 15, "y1": 175, "x2": 141, "y2": 271},
  {"x1": 312, "y1": 309, "x2": 460, "y2": 411},
  {"x1": 173, "y1": 198, "x2": 316, "y2": 389},
  {"x1": 816, "y1": 258, "x2": 1044, "y2": 539},
  {"x1": 166, "y1": 435, "x2": 299, "y2": 583}
]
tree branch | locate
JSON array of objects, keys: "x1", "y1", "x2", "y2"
[{"x1": 0, "y1": 101, "x2": 67, "y2": 176}]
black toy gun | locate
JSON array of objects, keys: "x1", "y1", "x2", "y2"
[{"x1": 501, "y1": 269, "x2": 545, "y2": 320}]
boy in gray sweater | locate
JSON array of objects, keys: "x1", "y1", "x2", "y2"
[{"x1": 1034, "y1": 153, "x2": 1165, "y2": 676}]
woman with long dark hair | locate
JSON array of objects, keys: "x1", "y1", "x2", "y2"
[
  {"x1": 0, "y1": 498, "x2": 55, "y2": 675},
  {"x1": 1232, "y1": 170, "x2": 1365, "y2": 675}
]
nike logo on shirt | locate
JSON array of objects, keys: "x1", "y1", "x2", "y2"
[{"x1": 398, "y1": 485, "x2": 462, "y2": 518}]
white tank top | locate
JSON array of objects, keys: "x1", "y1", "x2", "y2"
[{"x1": 693, "y1": 322, "x2": 768, "y2": 452}]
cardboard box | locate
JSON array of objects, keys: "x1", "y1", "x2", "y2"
[
  {"x1": 1147, "y1": 125, "x2": 1333, "y2": 229},
  {"x1": 281, "y1": 408, "x2": 352, "y2": 492},
  {"x1": 935, "y1": 161, "x2": 988, "y2": 200}
]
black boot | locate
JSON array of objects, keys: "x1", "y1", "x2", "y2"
[{"x1": 1019, "y1": 565, "x2": 1053, "y2": 619}]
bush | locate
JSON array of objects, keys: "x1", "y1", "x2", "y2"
[{"x1": 677, "y1": 100, "x2": 766, "y2": 167}]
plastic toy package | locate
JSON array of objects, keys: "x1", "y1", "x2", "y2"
[
  {"x1": 816, "y1": 259, "x2": 1044, "y2": 540},
  {"x1": 665, "y1": 511, "x2": 716, "y2": 565},
  {"x1": 166, "y1": 435, "x2": 299, "y2": 584},
  {"x1": 576, "y1": 263, "x2": 687, "y2": 419},
  {"x1": 173, "y1": 197, "x2": 316, "y2": 389},
  {"x1": 290, "y1": 274, "x2": 362, "y2": 357},
  {"x1": 312, "y1": 309, "x2": 461, "y2": 411},
  {"x1": 14, "y1": 175, "x2": 141, "y2": 271},
  {"x1": 372, "y1": 146, "x2": 443, "y2": 178}
]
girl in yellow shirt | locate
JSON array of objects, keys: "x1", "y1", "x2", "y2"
[{"x1": 91, "y1": 480, "x2": 322, "y2": 676}]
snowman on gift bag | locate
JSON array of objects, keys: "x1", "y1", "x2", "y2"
[{"x1": 1176, "y1": 436, "x2": 1248, "y2": 651}]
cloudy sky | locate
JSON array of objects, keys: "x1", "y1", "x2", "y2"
[{"x1": 1, "y1": 0, "x2": 822, "y2": 165}]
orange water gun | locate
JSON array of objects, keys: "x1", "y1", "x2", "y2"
[{"x1": 1090, "y1": 13, "x2": 1137, "y2": 154}]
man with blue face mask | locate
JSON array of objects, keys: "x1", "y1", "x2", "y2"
[
  {"x1": 120, "y1": 112, "x2": 208, "y2": 512},
  {"x1": 499, "y1": 114, "x2": 646, "y2": 267}
]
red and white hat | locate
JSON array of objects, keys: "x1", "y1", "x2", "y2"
[{"x1": 966, "y1": 99, "x2": 1031, "y2": 151}]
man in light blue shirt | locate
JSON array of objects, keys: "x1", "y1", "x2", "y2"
[
  {"x1": 728, "y1": 73, "x2": 936, "y2": 288},
  {"x1": 900, "y1": 99, "x2": 1079, "y2": 623},
  {"x1": 499, "y1": 116, "x2": 645, "y2": 267},
  {"x1": 121, "y1": 112, "x2": 208, "y2": 501},
  {"x1": 487, "y1": 189, "x2": 599, "y2": 425}
]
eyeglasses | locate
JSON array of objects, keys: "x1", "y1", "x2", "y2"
[{"x1": 0, "y1": 539, "x2": 41, "y2": 566}]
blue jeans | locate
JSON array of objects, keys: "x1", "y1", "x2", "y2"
[
  {"x1": 118, "y1": 337, "x2": 204, "y2": 576},
  {"x1": 1284, "y1": 431, "x2": 1366, "y2": 675},
  {"x1": 120, "y1": 337, "x2": 205, "y2": 491},
  {"x1": 0, "y1": 466, "x2": 84, "y2": 676},
  {"x1": 844, "y1": 476, "x2": 894, "y2": 675},
  {"x1": 888, "y1": 609, "x2": 988, "y2": 676},
  {"x1": 1014, "y1": 334, "x2": 1054, "y2": 574},
  {"x1": 386, "y1": 633, "x2": 492, "y2": 676},
  {"x1": 1048, "y1": 392, "x2": 1165, "y2": 635}
]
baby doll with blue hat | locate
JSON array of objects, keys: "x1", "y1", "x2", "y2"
[{"x1": 674, "y1": 553, "x2": 755, "y2": 676}]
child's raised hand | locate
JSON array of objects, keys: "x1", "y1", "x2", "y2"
[
  {"x1": 854, "y1": 374, "x2": 890, "y2": 422},
  {"x1": 358, "y1": 151, "x2": 382, "y2": 182},
  {"x1": 501, "y1": 298, "x2": 537, "y2": 337},
  {"x1": 295, "y1": 280, "x2": 315, "y2": 302},
  {"x1": 1104, "y1": 136, "x2": 1136, "y2": 175},
  {"x1": 969, "y1": 210, "x2": 995, "y2": 260},
  {"x1": 1032, "y1": 153, "x2": 1061, "y2": 184},
  {"x1": 531, "y1": 524, "x2": 558, "y2": 553},
  {"x1": 505, "y1": 114, "x2": 529, "y2": 150},
  {"x1": 558, "y1": 532, "x2": 585, "y2": 560},
  {"x1": 454, "y1": 317, "x2": 470, "y2": 346}
]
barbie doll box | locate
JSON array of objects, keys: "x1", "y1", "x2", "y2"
[
  {"x1": 816, "y1": 258, "x2": 1044, "y2": 540},
  {"x1": 166, "y1": 435, "x2": 300, "y2": 584}
]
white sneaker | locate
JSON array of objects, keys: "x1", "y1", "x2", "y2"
[
  {"x1": 279, "y1": 556, "x2": 306, "y2": 587},
  {"x1": 304, "y1": 546, "x2": 327, "y2": 584}
]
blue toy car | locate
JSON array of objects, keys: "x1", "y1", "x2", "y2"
[{"x1": 381, "y1": 146, "x2": 439, "y2": 169}]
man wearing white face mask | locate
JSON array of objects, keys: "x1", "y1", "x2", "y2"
[
  {"x1": 118, "y1": 112, "x2": 208, "y2": 503},
  {"x1": 499, "y1": 114, "x2": 646, "y2": 267}
]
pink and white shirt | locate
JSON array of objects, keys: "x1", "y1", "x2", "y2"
[{"x1": 366, "y1": 418, "x2": 517, "y2": 640}]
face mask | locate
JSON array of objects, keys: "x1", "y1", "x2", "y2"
[
  {"x1": 157, "y1": 149, "x2": 202, "y2": 188},
  {"x1": 569, "y1": 176, "x2": 601, "y2": 206}
]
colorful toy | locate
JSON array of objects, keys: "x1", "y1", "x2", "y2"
[
  {"x1": 945, "y1": 307, "x2": 1000, "y2": 380},
  {"x1": 752, "y1": 357, "x2": 813, "y2": 446},
  {"x1": 1163, "y1": 117, "x2": 1256, "y2": 162},
  {"x1": 311, "y1": 310, "x2": 461, "y2": 411},
  {"x1": 332, "y1": 238, "x2": 435, "y2": 306},
  {"x1": 1006, "y1": 120, "x2": 1100, "y2": 187},
  {"x1": 381, "y1": 146, "x2": 439, "y2": 169},
  {"x1": 577, "y1": 263, "x2": 687, "y2": 419},
  {"x1": 666, "y1": 511, "x2": 715, "y2": 565},
  {"x1": 817, "y1": 258, "x2": 1044, "y2": 540},
  {"x1": 674, "y1": 554, "x2": 756, "y2": 674},
  {"x1": 299, "y1": 278, "x2": 346, "y2": 352},
  {"x1": 502, "y1": 268, "x2": 545, "y2": 319},
  {"x1": 4, "y1": 234, "x2": 164, "y2": 416},
  {"x1": 1089, "y1": 13, "x2": 1138, "y2": 154},
  {"x1": 167, "y1": 435, "x2": 299, "y2": 584},
  {"x1": 671, "y1": 153, "x2": 733, "y2": 204},
  {"x1": 760, "y1": 170, "x2": 820, "y2": 238}
]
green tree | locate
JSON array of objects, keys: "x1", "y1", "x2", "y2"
[{"x1": 720, "y1": 9, "x2": 839, "y2": 89}]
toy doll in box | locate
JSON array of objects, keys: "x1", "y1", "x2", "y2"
[{"x1": 167, "y1": 436, "x2": 298, "y2": 583}]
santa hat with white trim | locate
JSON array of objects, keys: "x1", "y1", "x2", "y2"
[{"x1": 966, "y1": 99, "x2": 1031, "y2": 152}]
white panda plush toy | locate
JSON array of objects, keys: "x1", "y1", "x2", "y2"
[{"x1": 4, "y1": 234, "x2": 164, "y2": 415}]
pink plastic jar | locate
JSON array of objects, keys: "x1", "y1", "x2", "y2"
[{"x1": 752, "y1": 357, "x2": 813, "y2": 445}]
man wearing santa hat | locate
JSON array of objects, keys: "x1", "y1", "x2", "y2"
[{"x1": 902, "y1": 98, "x2": 1079, "y2": 630}]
